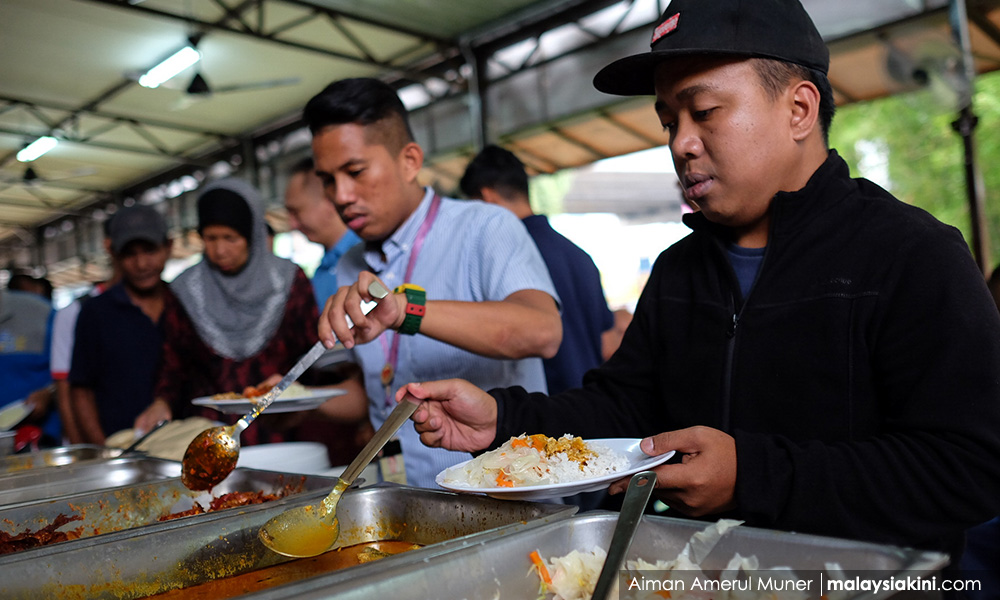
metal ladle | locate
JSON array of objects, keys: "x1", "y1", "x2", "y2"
[
  {"x1": 590, "y1": 470, "x2": 657, "y2": 600},
  {"x1": 179, "y1": 280, "x2": 390, "y2": 491},
  {"x1": 258, "y1": 394, "x2": 420, "y2": 557}
]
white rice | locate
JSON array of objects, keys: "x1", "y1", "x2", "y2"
[
  {"x1": 546, "y1": 442, "x2": 626, "y2": 483},
  {"x1": 442, "y1": 434, "x2": 629, "y2": 488}
]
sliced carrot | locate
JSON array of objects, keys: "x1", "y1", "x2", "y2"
[
  {"x1": 511, "y1": 438, "x2": 530, "y2": 449},
  {"x1": 528, "y1": 434, "x2": 548, "y2": 450},
  {"x1": 496, "y1": 472, "x2": 515, "y2": 487},
  {"x1": 529, "y1": 550, "x2": 552, "y2": 585}
]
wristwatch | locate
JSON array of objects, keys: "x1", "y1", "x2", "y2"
[{"x1": 394, "y1": 283, "x2": 426, "y2": 335}]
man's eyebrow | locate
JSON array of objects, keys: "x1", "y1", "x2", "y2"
[
  {"x1": 677, "y1": 83, "x2": 714, "y2": 100},
  {"x1": 656, "y1": 83, "x2": 717, "y2": 111},
  {"x1": 336, "y1": 158, "x2": 366, "y2": 171}
]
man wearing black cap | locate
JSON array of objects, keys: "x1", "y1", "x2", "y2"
[
  {"x1": 70, "y1": 204, "x2": 173, "y2": 443},
  {"x1": 404, "y1": 0, "x2": 1000, "y2": 566}
]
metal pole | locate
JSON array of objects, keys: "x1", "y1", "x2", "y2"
[
  {"x1": 461, "y1": 41, "x2": 488, "y2": 150},
  {"x1": 949, "y1": 0, "x2": 990, "y2": 274}
]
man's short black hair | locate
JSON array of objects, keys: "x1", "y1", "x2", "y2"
[
  {"x1": 289, "y1": 156, "x2": 314, "y2": 176},
  {"x1": 751, "y1": 59, "x2": 836, "y2": 143},
  {"x1": 303, "y1": 78, "x2": 415, "y2": 152},
  {"x1": 459, "y1": 145, "x2": 530, "y2": 200}
]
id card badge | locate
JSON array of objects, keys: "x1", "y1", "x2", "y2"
[{"x1": 378, "y1": 437, "x2": 407, "y2": 485}]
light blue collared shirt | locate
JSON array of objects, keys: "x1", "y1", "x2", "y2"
[
  {"x1": 339, "y1": 188, "x2": 559, "y2": 488},
  {"x1": 311, "y1": 229, "x2": 362, "y2": 308}
]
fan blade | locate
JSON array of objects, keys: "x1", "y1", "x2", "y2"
[
  {"x1": 207, "y1": 77, "x2": 301, "y2": 94},
  {"x1": 170, "y1": 94, "x2": 207, "y2": 111},
  {"x1": 39, "y1": 167, "x2": 99, "y2": 182}
]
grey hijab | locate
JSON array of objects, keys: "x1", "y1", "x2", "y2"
[{"x1": 170, "y1": 178, "x2": 297, "y2": 361}]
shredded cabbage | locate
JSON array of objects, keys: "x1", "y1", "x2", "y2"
[
  {"x1": 530, "y1": 519, "x2": 846, "y2": 600},
  {"x1": 442, "y1": 434, "x2": 625, "y2": 488}
]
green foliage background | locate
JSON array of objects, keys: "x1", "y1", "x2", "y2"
[{"x1": 828, "y1": 70, "x2": 1000, "y2": 272}]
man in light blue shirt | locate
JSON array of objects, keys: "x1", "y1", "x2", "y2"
[
  {"x1": 283, "y1": 157, "x2": 361, "y2": 308},
  {"x1": 306, "y1": 78, "x2": 563, "y2": 488}
]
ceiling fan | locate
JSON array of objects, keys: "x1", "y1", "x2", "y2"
[
  {"x1": 883, "y1": 35, "x2": 972, "y2": 112},
  {"x1": 0, "y1": 165, "x2": 97, "y2": 187},
  {"x1": 131, "y1": 34, "x2": 300, "y2": 108}
]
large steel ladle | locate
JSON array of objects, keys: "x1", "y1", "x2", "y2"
[
  {"x1": 179, "y1": 280, "x2": 390, "y2": 491},
  {"x1": 590, "y1": 470, "x2": 657, "y2": 600},
  {"x1": 258, "y1": 393, "x2": 420, "y2": 557}
]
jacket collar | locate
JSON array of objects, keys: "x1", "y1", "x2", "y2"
[{"x1": 682, "y1": 150, "x2": 854, "y2": 240}]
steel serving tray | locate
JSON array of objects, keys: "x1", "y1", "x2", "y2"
[
  {"x1": 0, "y1": 467, "x2": 338, "y2": 553},
  {"x1": 0, "y1": 482, "x2": 577, "y2": 599},
  {"x1": 0, "y1": 456, "x2": 181, "y2": 507},
  {"x1": 244, "y1": 512, "x2": 949, "y2": 600},
  {"x1": 0, "y1": 444, "x2": 124, "y2": 474}
]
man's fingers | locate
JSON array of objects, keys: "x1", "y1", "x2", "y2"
[
  {"x1": 642, "y1": 426, "x2": 711, "y2": 457},
  {"x1": 607, "y1": 473, "x2": 633, "y2": 495},
  {"x1": 326, "y1": 289, "x2": 356, "y2": 348}
]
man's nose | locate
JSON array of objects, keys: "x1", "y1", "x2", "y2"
[
  {"x1": 672, "y1": 119, "x2": 703, "y2": 159},
  {"x1": 333, "y1": 178, "x2": 356, "y2": 206}
]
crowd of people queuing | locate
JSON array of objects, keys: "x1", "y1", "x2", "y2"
[{"x1": 1, "y1": 0, "x2": 998, "y2": 590}]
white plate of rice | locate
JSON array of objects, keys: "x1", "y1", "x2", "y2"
[
  {"x1": 191, "y1": 384, "x2": 345, "y2": 414},
  {"x1": 436, "y1": 435, "x2": 674, "y2": 500}
]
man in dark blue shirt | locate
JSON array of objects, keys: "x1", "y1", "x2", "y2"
[
  {"x1": 70, "y1": 205, "x2": 172, "y2": 442},
  {"x1": 460, "y1": 145, "x2": 615, "y2": 395}
]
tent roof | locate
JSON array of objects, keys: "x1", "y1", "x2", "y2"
[{"x1": 1, "y1": 0, "x2": 999, "y2": 268}]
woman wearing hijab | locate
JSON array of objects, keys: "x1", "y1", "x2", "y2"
[{"x1": 134, "y1": 178, "x2": 320, "y2": 446}]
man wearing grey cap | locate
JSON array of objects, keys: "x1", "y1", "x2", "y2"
[
  {"x1": 70, "y1": 204, "x2": 173, "y2": 443},
  {"x1": 405, "y1": 0, "x2": 1000, "y2": 568}
]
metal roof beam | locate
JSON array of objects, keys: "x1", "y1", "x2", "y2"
[
  {"x1": 74, "y1": 0, "x2": 453, "y2": 81},
  {"x1": 0, "y1": 126, "x2": 214, "y2": 166},
  {"x1": 0, "y1": 95, "x2": 233, "y2": 139}
]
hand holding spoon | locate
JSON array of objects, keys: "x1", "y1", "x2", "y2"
[
  {"x1": 180, "y1": 280, "x2": 390, "y2": 491},
  {"x1": 258, "y1": 394, "x2": 420, "y2": 557}
]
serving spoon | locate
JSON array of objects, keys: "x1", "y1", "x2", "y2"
[
  {"x1": 590, "y1": 470, "x2": 657, "y2": 600},
  {"x1": 258, "y1": 394, "x2": 420, "y2": 557},
  {"x1": 180, "y1": 280, "x2": 390, "y2": 491}
]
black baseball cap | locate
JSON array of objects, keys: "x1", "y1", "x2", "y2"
[
  {"x1": 593, "y1": 0, "x2": 829, "y2": 96},
  {"x1": 109, "y1": 204, "x2": 168, "y2": 253}
]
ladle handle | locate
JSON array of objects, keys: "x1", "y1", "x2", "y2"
[
  {"x1": 235, "y1": 280, "x2": 391, "y2": 433},
  {"x1": 235, "y1": 341, "x2": 326, "y2": 432},
  {"x1": 591, "y1": 470, "x2": 657, "y2": 600},
  {"x1": 340, "y1": 395, "x2": 420, "y2": 485}
]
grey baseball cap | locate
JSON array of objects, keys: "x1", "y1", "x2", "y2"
[{"x1": 109, "y1": 204, "x2": 168, "y2": 253}]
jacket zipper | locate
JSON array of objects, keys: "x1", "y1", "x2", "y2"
[{"x1": 717, "y1": 229, "x2": 773, "y2": 432}]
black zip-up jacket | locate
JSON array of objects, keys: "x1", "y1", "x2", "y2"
[{"x1": 492, "y1": 151, "x2": 1000, "y2": 554}]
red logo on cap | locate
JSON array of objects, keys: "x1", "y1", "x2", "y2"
[{"x1": 651, "y1": 12, "x2": 679, "y2": 44}]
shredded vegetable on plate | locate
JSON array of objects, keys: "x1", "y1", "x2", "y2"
[
  {"x1": 441, "y1": 434, "x2": 628, "y2": 489},
  {"x1": 529, "y1": 519, "x2": 852, "y2": 600}
]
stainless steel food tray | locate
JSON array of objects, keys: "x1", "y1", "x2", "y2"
[
  {"x1": 0, "y1": 467, "x2": 338, "y2": 552},
  {"x1": 0, "y1": 483, "x2": 577, "y2": 599},
  {"x1": 0, "y1": 444, "x2": 124, "y2": 474},
  {"x1": 0, "y1": 456, "x2": 180, "y2": 507},
  {"x1": 245, "y1": 512, "x2": 949, "y2": 600}
]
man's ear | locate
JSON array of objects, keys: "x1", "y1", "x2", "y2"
[
  {"x1": 398, "y1": 141, "x2": 424, "y2": 183},
  {"x1": 788, "y1": 80, "x2": 821, "y2": 142}
]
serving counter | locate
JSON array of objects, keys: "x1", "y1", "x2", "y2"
[
  {"x1": 0, "y1": 455, "x2": 577, "y2": 599},
  {"x1": 0, "y1": 447, "x2": 950, "y2": 599}
]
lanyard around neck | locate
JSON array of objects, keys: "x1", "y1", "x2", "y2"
[{"x1": 379, "y1": 193, "x2": 441, "y2": 405}]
